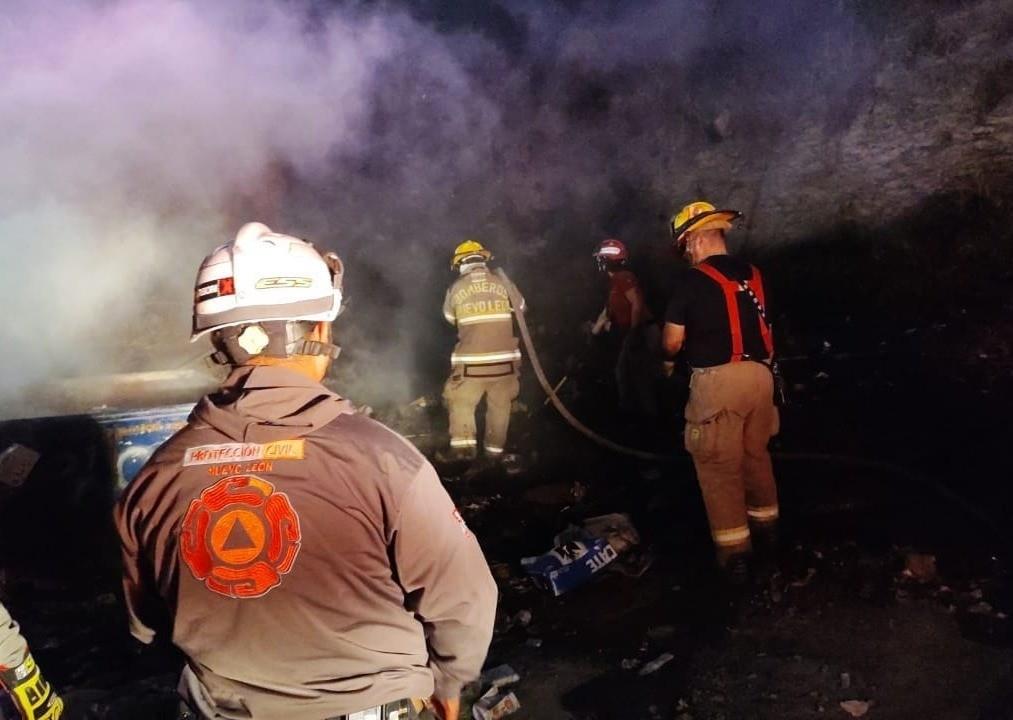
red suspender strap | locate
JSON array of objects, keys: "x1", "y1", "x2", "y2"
[
  {"x1": 750, "y1": 266, "x2": 774, "y2": 356},
  {"x1": 695, "y1": 263, "x2": 744, "y2": 361}
]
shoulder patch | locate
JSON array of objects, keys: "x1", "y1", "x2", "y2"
[{"x1": 180, "y1": 474, "x2": 301, "y2": 599}]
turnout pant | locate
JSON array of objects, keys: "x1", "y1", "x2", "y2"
[
  {"x1": 683, "y1": 362, "x2": 779, "y2": 565},
  {"x1": 443, "y1": 363, "x2": 520, "y2": 456}
]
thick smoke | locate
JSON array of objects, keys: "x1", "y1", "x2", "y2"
[
  {"x1": 0, "y1": 0, "x2": 879, "y2": 416},
  {"x1": 0, "y1": 0, "x2": 396, "y2": 412}
]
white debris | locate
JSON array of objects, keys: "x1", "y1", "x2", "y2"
[
  {"x1": 638, "y1": 652, "x2": 674, "y2": 676},
  {"x1": 839, "y1": 699, "x2": 870, "y2": 717}
]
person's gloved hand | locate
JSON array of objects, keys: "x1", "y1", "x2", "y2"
[
  {"x1": 0, "y1": 652, "x2": 64, "y2": 720},
  {"x1": 590, "y1": 307, "x2": 611, "y2": 336},
  {"x1": 428, "y1": 695, "x2": 460, "y2": 720}
]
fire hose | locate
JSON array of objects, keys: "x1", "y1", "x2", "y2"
[
  {"x1": 496, "y1": 269, "x2": 1008, "y2": 547},
  {"x1": 498, "y1": 269, "x2": 673, "y2": 463}
]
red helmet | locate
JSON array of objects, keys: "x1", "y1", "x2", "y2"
[{"x1": 593, "y1": 238, "x2": 628, "y2": 270}]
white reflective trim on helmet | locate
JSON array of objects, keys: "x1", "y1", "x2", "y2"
[
  {"x1": 596, "y1": 245, "x2": 623, "y2": 256},
  {"x1": 191, "y1": 223, "x2": 342, "y2": 341}
]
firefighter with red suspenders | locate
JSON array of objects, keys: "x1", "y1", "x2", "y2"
[{"x1": 662, "y1": 201, "x2": 779, "y2": 582}]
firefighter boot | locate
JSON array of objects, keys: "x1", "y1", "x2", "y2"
[
  {"x1": 750, "y1": 522, "x2": 780, "y2": 587},
  {"x1": 720, "y1": 551, "x2": 752, "y2": 587}
]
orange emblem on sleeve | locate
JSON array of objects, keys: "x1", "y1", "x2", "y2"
[{"x1": 180, "y1": 475, "x2": 301, "y2": 598}]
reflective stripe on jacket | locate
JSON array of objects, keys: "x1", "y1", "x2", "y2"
[{"x1": 442, "y1": 265, "x2": 524, "y2": 366}]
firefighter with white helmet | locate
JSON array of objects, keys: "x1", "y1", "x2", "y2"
[
  {"x1": 0, "y1": 602, "x2": 63, "y2": 720},
  {"x1": 663, "y1": 201, "x2": 780, "y2": 582},
  {"x1": 439, "y1": 240, "x2": 525, "y2": 464},
  {"x1": 115, "y1": 223, "x2": 497, "y2": 720}
]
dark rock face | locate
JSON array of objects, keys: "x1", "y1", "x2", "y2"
[{"x1": 646, "y1": 0, "x2": 1013, "y2": 246}]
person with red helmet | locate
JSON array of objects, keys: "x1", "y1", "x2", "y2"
[{"x1": 590, "y1": 239, "x2": 658, "y2": 417}]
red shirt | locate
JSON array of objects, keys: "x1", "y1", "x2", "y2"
[{"x1": 607, "y1": 269, "x2": 646, "y2": 332}]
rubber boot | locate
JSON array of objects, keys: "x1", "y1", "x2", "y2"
[{"x1": 721, "y1": 552, "x2": 752, "y2": 587}]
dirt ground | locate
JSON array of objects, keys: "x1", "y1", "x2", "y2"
[{"x1": 2, "y1": 315, "x2": 1013, "y2": 720}]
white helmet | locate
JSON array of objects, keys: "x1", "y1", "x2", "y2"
[{"x1": 191, "y1": 222, "x2": 343, "y2": 342}]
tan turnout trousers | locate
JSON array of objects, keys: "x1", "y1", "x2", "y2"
[
  {"x1": 443, "y1": 367, "x2": 520, "y2": 457},
  {"x1": 684, "y1": 361, "x2": 779, "y2": 564}
]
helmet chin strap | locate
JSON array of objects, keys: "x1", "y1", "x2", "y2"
[
  {"x1": 285, "y1": 338, "x2": 341, "y2": 359},
  {"x1": 208, "y1": 321, "x2": 340, "y2": 366}
]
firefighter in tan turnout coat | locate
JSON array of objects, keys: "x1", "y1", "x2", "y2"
[{"x1": 440, "y1": 240, "x2": 525, "y2": 462}]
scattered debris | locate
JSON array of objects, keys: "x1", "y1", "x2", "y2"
[
  {"x1": 0, "y1": 443, "x2": 40, "y2": 488},
  {"x1": 543, "y1": 376, "x2": 568, "y2": 406},
  {"x1": 621, "y1": 658, "x2": 641, "y2": 671},
  {"x1": 968, "y1": 601, "x2": 993, "y2": 615},
  {"x1": 790, "y1": 568, "x2": 818, "y2": 588},
  {"x1": 480, "y1": 665, "x2": 520, "y2": 691},
  {"x1": 902, "y1": 553, "x2": 938, "y2": 583},
  {"x1": 521, "y1": 533, "x2": 618, "y2": 596},
  {"x1": 638, "y1": 652, "x2": 675, "y2": 676},
  {"x1": 501, "y1": 454, "x2": 525, "y2": 476},
  {"x1": 472, "y1": 689, "x2": 520, "y2": 720},
  {"x1": 582, "y1": 513, "x2": 640, "y2": 554},
  {"x1": 473, "y1": 665, "x2": 521, "y2": 720},
  {"x1": 839, "y1": 700, "x2": 870, "y2": 717}
]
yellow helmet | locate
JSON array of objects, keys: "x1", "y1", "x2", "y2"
[
  {"x1": 669, "y1": 201, "x2": 742, "y2": 247},
  {"x1": 451, "y1": 239, "x2": 492, "y2": 269}
]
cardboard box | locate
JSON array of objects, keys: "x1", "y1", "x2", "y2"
[{"x1": 521, "y1": 534, "x2": 618, "y2": 596}]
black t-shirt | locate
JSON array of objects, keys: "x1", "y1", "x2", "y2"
[{"x1": 664, "y1": 255, "x2": 772, "y2": 368}]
